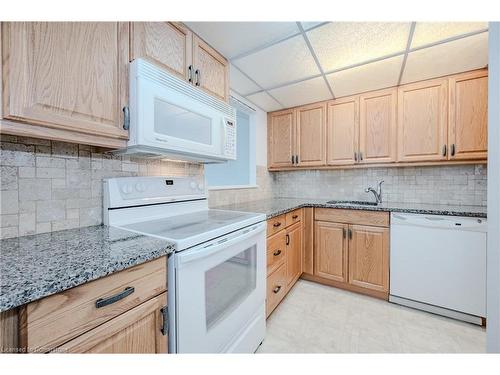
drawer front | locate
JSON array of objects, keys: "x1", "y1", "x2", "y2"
[
  {"x1": 267, "y1": 214, "x2": 286, "y2": 236},
  {"x1": 267, "y1": 230, "x2": 286, "y2": 275},
  {"x1": 22, "y1": 257, "x2": 167, "y2": 352},
  {"x1": 285, "y1": 209, "x2": 303, "y2": 227},
  {"x1": 266, "y1": 263, "x2": 287, "y2": 317},
  {"x1": 315, "y1": 208, "x2": 389, "y2": 227}
]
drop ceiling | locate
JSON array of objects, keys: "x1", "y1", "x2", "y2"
[{"x1": 186, "y1": 22, "x2": 488, "y2": 112}]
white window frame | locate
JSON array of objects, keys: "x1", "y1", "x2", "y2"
[{"x1": 207, "y1": 95, "x2": 257, "y2": 191}]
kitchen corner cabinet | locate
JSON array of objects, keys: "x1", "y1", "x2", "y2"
[
  {"x1": 310, "y1": 209, "x2": 389, "y2": 300},
  {"x1": 1, "y1": 22, "x2": 130, "y2": 148},
  {"x1": 397, "y1": 78, "x2": 448, "y2": 162},
  {"x1": 266, "y1": 210, "x2": 303, "y2": 317},
  {"x1": 130, "y1": 22, "x2": 193, "y2": 81},
  {"x1": 448, "y1": 70, "x2": 488, "y2": 160}
]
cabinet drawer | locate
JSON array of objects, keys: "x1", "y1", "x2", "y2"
[
  {"x1": 285, "y1": 209, "x2": 302, "y2": 227},
  {"x1": 315, "y1": 208, "x2": 389, "y2": 227},
  {"x1": 21, "y1": 257, "x2": 167, "y2": 352},
  {"x1": 267, "y1": 230, "x2": 286, "y2": 275},
  {"x1": 267, "y1": 214, "x2": 286, "y2": 236},
  {"x1": 266, "y1": 263, "x2": 287, "y2": 318}
]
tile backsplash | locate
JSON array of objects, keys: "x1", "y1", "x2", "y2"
[
  {"x1": 0, "y1": 135, "x2": 488, "y2": 240},
  {"x1": 273, "y1": 165, "x2": 487, "y2": 206}
]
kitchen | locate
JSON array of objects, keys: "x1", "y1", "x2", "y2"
[{"x1": 1, "y1": 3, "x2": 500, "y2": 368}]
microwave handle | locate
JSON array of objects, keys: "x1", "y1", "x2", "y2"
[{"x1": 176, "y1": 222, "x2": 266, "y2": 266}]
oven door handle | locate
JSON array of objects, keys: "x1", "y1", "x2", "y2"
[{"x1": 175, "y1": 222, "x2": 266, "y2": 265}]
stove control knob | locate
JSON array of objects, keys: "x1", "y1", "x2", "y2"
[
  {"x1": 190, "y1": 181, "x2": 197, "y2": 190},
  {"x1": 198, "y1": 183, "x2": 204, "y2": 191},
  {"x1": 121, "y1": 184, "x2": 133, "y2": 194},
  {"x1": 135, "y1": 183, "x2": 146, "y2": 192}
]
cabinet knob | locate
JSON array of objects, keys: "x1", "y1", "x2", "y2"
[
  {"x1": 273, "y1": 249, "x2": 282, "y2": 257},
  {"x1": 273, "y1": 286, "x2": 282, "y2": 294},
  {"x1": 273, "y1": 222, "x2": 282, "y2": 228}
]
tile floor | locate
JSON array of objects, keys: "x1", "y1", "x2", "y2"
[{"x1": 257, "y1": 280, "x2": 486, "y2": 353}]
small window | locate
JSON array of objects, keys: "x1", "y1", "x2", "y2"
[{"x1": 205, "y1": 104, "x2": 256, "y2": 189}]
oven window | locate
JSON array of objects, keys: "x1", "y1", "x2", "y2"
[
  {"x1": 154, "y1": 98, "x2": 212, "y2": 145},
  {"x1": 205, "y1": 245, "x2": 257, "y2": 330}
]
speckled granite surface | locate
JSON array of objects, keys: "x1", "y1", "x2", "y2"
[
  {"x1": 214, "y1": 198, "x2": 487, "y2": 219},
  {"x1": 0, "y1": 225, "x2": 174, "y2": 312}
]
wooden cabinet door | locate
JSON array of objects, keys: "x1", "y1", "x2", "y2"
[
  {"x1": 1, "y1": 22, "x2": 129, "y2": 147},
  {"x1": 286, "y1": 222, "x2": 302, "y2": 288},
  {"x1": 314, "y1": 221, "x2": 348, "y2": 283},
  {"x1": 296, "y1": 103, "x2": 326, "y2": 166},
  {"x1": 397, "y1": 78, "x2": 448, "y2": 162},
  {"x1": 268, "y1": 109, "x2": 295, "y2": 168},
  {"x1": 192, "y1": 35, "x2": 229, "y2": 102},
  {"x1": 57, "y1": 293, "x2": 167, "y2": 353},
  {"x1": 348, "y1": 225, "x2": 389, "y2": 293},
  {"x1": 448, "y1": 70, "x2": 488, "y2": 160},
  {"x1": 359, "y1": 88, "x2": 397, "y2": 164},
  {"x1": 130, "y1": 22, "x2": 192, "y2": 81},
  {"x1": 326, "y1": 96, "x2": 359, "y2": 165}
]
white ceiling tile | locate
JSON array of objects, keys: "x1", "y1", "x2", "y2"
[
  {"x1": 185, "y1": 22, "x2": 299, "y2": 59},
  {"x1": 402, "y1": 32, "x2": 488, "y2": 84},
  {"x1": 233, "y1": 35, "x2": 320, "y2": 89},
  {"x1": 229, "y1": 65, "x2": 261, "y2": 96},
  {"x1": 301, "y1": 22, "x2": 326, "y2": 31},
  {"x1": 245, "y1": 92, "x2": 283, "y2": 112},
  {"x1": 307, "y1": 22, "x2": 411, "y2": 72},
  {"x1": 326, "y1": 55, "x2": 404, "y2": 98},
  {"x1": 268, "y1": 76, "x2": 332, "y2": 108},
  {"x1": 411, "y1": 22, "x2": 488, "y2": 49}
]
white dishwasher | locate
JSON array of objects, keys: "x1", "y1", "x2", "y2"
[{"x1": 390, "y1": 212, "x2": 487, "y2": 324}]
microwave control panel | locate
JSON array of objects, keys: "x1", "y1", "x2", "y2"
[{"x1": 224, "y1": 118, "x2": 237, "y2": 159}]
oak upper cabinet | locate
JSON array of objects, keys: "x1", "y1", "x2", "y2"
[
  {"x1": 348, "y1": 225, "x2": 389, "y2": 293},
  {"x1": 57, "y1": 293, "x2": 167, "y2": 354},
  {"x1": 130, "y1": 22, "x2": 192, "y2": 81},
  {"x1": 268, "y1": 109, "x2": 295, "y2": 168},
  {"x1": 295, "y1": 102, "x2": 326, "y2": 166},
  {"x1": 448, "y1": 70, "x2": 488, "y2": 160},
  {"x1": 1, "y1": 22, "x2": 130, "y2": 148},
  {"x1": 326, "y1": 96, "x2": 359, "y2": 165},
  {"x1": 397, "y1": 78, "x2": 448, "y2": 162},
  {"x1": 359, "y1": 88, "x2": 397, "y2": 164},
  {"x1": 192, "y1": 35, "x2": 229, "y2": 102},
  {"x1": 286, "y1": 221, "x2": 303, "y2": 287},
  {"x1": 314, "y1": 221, "x2": 348, "y2": 283}
]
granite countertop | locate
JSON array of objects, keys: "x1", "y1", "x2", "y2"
[
  {"x1": 213, "y1": 198, "x2": 487, "y2": 219},
  {"x1": 0, "y1": 225, "x2": 175, "y2": 312}
]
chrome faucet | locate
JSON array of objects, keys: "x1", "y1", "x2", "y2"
[{"x1": 365, "y1": 180, "x2": 384, "y2": 204}]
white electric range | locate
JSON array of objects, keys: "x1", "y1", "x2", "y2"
[{"x1": 103, "y1": 176, "x2": 267, "y2": 353}]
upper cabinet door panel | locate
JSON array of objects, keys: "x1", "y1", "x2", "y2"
[
  {"x1": 130, "y1": 22, "x2": 192, "y2": 81},
  {"x1": 397, "y1": 78, "x2": 448, "y2": 162},
  {"x1": 268, "y1": 109, "x2": 294, "y2": 168},
  {"x1": 359, "y1": 88, "x2": 397, "y2": 164},
  {"x1": 449, "y1": 70, "x2": 488, "y2": 160},
  {"x1": 326, "y1": 96, "x2": 359, "y2": 165},
  {"x1": 296, "y1": 103, "x2": 326, "y2": 166},
  {"x1": 192, "y1": 35, "x2": 229, "y2": 102},
  {"x1": 2, "y1": 22, "x2": 129, "y2": 140}
]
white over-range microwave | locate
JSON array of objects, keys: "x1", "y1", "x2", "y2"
[{"x1": 115, "y1": 58, "x2": 236, "y2": 163}]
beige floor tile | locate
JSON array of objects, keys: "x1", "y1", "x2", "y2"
[{"x1": 257, "y1": 280, "x2": 486, "y2": 353}]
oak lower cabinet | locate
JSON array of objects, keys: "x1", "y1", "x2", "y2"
[
  {"x1": 266, "y1": 209, "x2": 303, "y2": 317},
  {"x1": 1, "y1": 22, "x2": 130, "y2": 148},
  {"x1": 311, "y1": 209, "x2": 390, "y2": 300}
]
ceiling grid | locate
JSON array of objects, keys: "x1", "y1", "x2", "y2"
[{"x1": 186, "y1": 21, "x2": 489, "y2": 111}]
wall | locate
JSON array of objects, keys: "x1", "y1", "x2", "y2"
[
  {"x1": 487, "y1": 21, "x2": 500, "y2": 353},
  {"x1": 273, "y1": 165, "x2": 487, "y2": 206},
  {"x1": 0, "y1": 135, "x2": 203, "y2": 239}
]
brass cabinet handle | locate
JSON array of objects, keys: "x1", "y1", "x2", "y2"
[
  {"x1": 95, "y1": 287, "x2": 135, "y2": 308},
  {"x1": 273, "y1": 286, "x2": 282, "y2": 294},
  {"x1": 273, "y1": 222, "x2": 282, "y2": 228},
  {"x1": 273, "y1": 249, "x2": 282, "y2": 256},
  {"x1": 442, "y1": 144, "x2": 447, "y2": 157}
]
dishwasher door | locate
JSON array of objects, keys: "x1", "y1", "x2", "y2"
[{"x1": 390, "y1": 213, "x2": 487, "y2": 319}]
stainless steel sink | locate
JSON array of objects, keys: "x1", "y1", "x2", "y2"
[{"x1": 326, "y1": 200, "x2": 379, "y2": 206}]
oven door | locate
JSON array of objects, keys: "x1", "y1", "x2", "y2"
[{"x1": 172, "y1": 222, "x2": 266, "y2": 353}]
